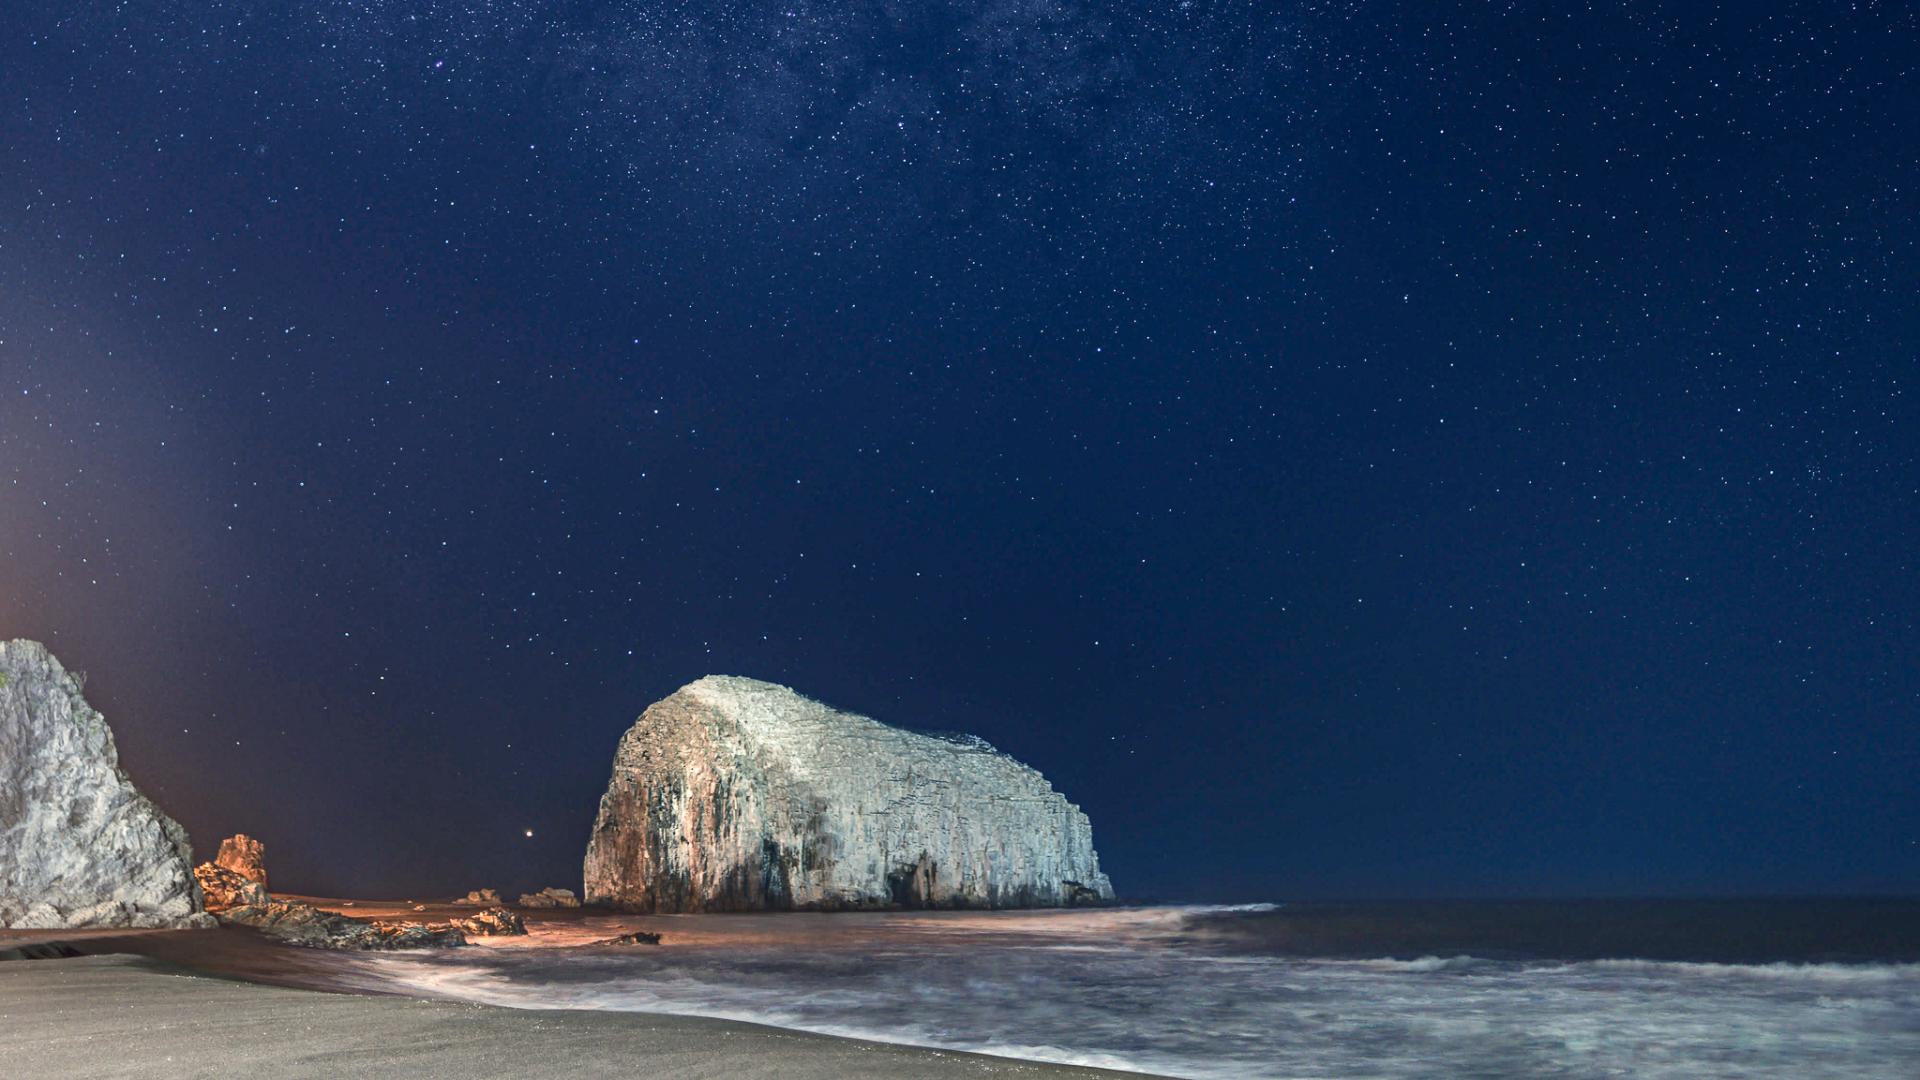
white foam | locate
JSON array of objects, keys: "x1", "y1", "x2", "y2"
[
  {"x1": 1582, "y1": 958, "x2": 1920, "y2": 983},
  {"x1": 1346, "y1": 954, "x2": 1488, "y2": 972}
]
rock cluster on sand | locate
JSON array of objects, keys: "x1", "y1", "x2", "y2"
[
  {"x1": 517, "y1": 887, "x2": 581, "y2": 908},
  {"x1": 449, "y1": 907, "x2": 527, "y2": 936},
  {"x1": 217, "y1": 898, "x2": 467, "y2": 949},
  {"x1": 584, "y1": 676, "x2": 1114, "y2": 912},
  {"x1": 451, "y1": 887, "x2": 503, "y2": 906},
  {"x1": 0, "y1": 639, "x2": 209, "y2": 929},
  {"x1": 196, "y1": 834, "x2": 466, "y2": 950}
]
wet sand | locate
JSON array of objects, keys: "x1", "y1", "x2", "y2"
[{"x1": 0, "y1": 946, "x2": 1145, "y2": 1079}]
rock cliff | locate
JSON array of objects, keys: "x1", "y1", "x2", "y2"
[
  {"x1": 0, "y1": 639, "x2": 207, "y2": 929},
  {"x1": 584, "y1": 676, "x2": 1114, "y2": 912}
]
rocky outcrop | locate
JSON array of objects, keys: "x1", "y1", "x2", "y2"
[
  {"x1": 214, "y1": 834, "x2": 267, "y2": 888},
  {"x1": 0, "y1": 640, "x2": 209, "y2": 929},
  {"x1": 451, "y1": 888, "x2": 503, "y2": 906},
  {"x1": 194, "y1": 862, "x2": 268, "y2": 911},
  {"x1": 517, "y1": 887, "x2": 580, "y2": 908},
  {"x1": 217, "y1": 899, "x2": 466, "y2": 949},
  {"x1": 584, "y1": 676, "x2": 1115, "y2": 912},
  {"x1": 195, "y1": 834, "x2": 464, "y2": 950}
]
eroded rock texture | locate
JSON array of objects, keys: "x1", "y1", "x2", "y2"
[
  {"x1": 194, "y1": 861, "x2": 268, "y2": 911},
  {"x1": 0, "y1": 639, "x2": 207, "y2": 929},
  {"x1": 584, "y1": 676, "x2": 1114, "y2": 912},
  {"x1": 450, "y1": 906, "x2": 526, "y2": 936},
  {"x1": 214, "y1": 834, "x2": 267, "y2": 887}
]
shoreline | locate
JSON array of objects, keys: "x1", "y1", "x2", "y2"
[
  {"x1": 8, "y1": 896, "x2": 1920, "y2": 1078},
  {"x1": 1, "y1": 943, "x2": 1155, "y2": 1079},
  {"x1": 0, "y1": 901, "x2": 1210, "y2": 1079}
]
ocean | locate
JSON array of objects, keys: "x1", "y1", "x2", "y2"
[{"x1": 335, "y1": 900, "x2": 1920, "y2": 1078}]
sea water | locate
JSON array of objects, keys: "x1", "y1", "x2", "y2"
[{"x1": 343, "y1": 900, "x2": 1920, "y2": 1078}]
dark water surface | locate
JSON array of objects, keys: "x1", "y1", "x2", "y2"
[{"x1": 1178, "y1": 897, "x2": 1920, "y2": 964}]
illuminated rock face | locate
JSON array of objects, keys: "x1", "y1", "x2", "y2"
[
  {"x1": 0, "y1": 640, "x2": 207, "y2": 929},
  {"x1": 214, "y1": 834, "x2": 267, "y2": 888},
  {"x1": 584, "y1": 676, "x2": 1114, "y2": 912},
  {"x1": 195, "y1": 861, "x2": 268, "y2": 911}
]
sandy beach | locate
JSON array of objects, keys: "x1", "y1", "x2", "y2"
[
  {"x1": 0, "y1": 898, "x2": 1158, "y2": 1078},
  {"x1": 0, "y1": 944, "x2": 1145, "y2": 1079}
]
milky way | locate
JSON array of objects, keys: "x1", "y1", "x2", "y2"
[{"x1": 0, "y1": 2, "x2": 1913, "y2": 899}]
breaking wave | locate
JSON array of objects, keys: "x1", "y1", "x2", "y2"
[{"x1": 315, "y1": 901, "x2": 1920, "y2": 1079}]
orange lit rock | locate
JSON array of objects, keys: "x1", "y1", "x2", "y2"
[
  {"x1": 194, "y1": 862, "x2": 267, "y2": 912},
  {"x1": 450, "y1": 906, "x2": 526, "y2": 936},
  {"x1": 214, "y1": 834, "x2": 268, "y2": 888}
]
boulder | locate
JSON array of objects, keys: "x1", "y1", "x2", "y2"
[
  {"x1": 214, "y1": 834, "x2": 268, "y2": 887},
  {"x1": 516, "y1": 887, "x2": 581, "y2": 908},
  {"x1": 451, "y1": 888, "x2": 503, "y2": 907},
  {"x1": 0, "y1": 640, "x2": 209, "y2": 929},
  {"x1": 194, "y1": 862, "x2": 268, "y2": 912},
  {"x1": 450, "y1": 906, "x2": 526, "y2": 936},
  {"x1": 583, "y1": 676, "x2": 1115, "y2": 912}
]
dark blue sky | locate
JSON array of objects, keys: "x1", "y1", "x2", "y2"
[{"x1": 1, "y1": 2, "x2": 1914, "y2": 901}]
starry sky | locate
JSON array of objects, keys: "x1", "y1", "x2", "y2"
[{"x1": 1, "y1": 2, "x2": 1914, "y2": 901}]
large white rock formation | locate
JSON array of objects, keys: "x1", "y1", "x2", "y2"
[
  {"x1": 584, "y1": 676, "x2": 1114, "y2": 912},
  {"x1": 0, "y1": 639, "x2": 207, "y2": 929}
]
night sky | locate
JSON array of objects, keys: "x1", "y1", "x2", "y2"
[{"x1": 2, "y1": 3, "x2": 1914, "y2": 902}]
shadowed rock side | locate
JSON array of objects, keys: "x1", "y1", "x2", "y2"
[
  {"x1": 584, "y1": 676, "x2": 1114, "y2": 912},
  {"x1": 0, "y1": 639, "x2": 208, "y2": 929}
]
